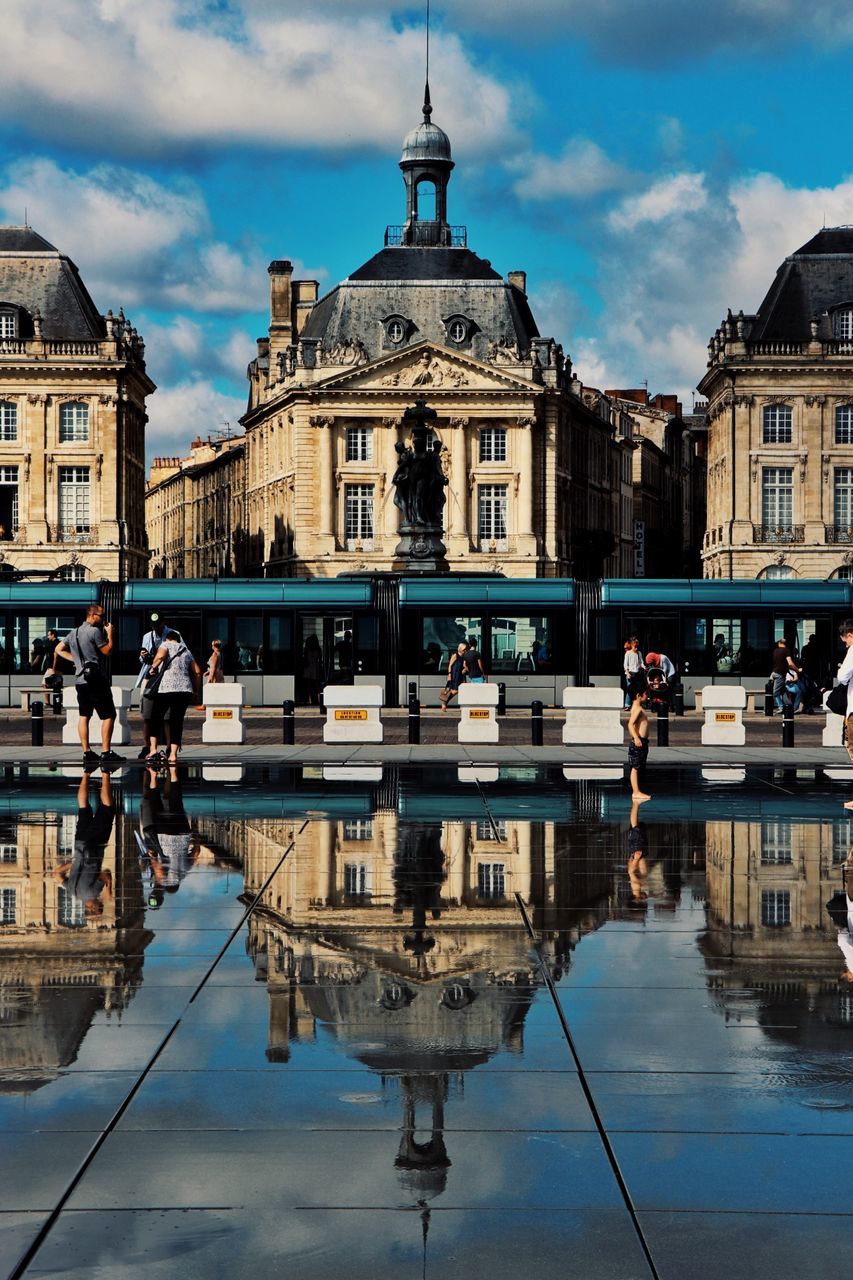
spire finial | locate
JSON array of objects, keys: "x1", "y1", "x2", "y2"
[{"x1": 423, "y1": 0, "x2": 432, "y2": 119}]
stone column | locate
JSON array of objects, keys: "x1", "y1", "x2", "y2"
[
  {"x1": 444, "y1": 821, "x2": 466, "y2": 904},
  {"x1": 310, "y1": 416, "x2": 335, "y2": 537},
  {"x1": 316, "y1": 820, "x2": 334, "y2": 906},
  {"x1": 517, "y1": 416, "x2": 534, "y2": 537},
  {"x1": 514, "y1": 822, "x2": 532, "y2": 902},
  {"x1": 24, "y1": 394, "x2": 48, "y2": 541},
  {"x1": 449, "y1": 417, "x2": 468, "y2": 539}
]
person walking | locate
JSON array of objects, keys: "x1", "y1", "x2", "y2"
[
  {"x1": 136, "y1": 614, "x2": 176, "y2": 759},
  {"x1": 206, "y1": 638, "x2": 225, "y2": 684},
  {"x1": 623, "y1": 636, "x2": 644, "y2": 708},
  {"x1": 627, "y1": 675, "x2": 651, "y2": 801},
  {"x1": 769, "y1": 637, "x2": 799, "y2": 713},
  {"x1": 53, "y1": 604, "x2": 124, "y2": 768},
  {"x1": 145, "y1": 631, "x2": 202, "y2": 765},
  {"x1": 439, "y1": 642, "x2": 468, "y2": 710},
  {"x1": 463, "y1": 636, "x2": 486, "y2": 684}
]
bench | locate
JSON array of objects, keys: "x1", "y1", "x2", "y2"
[{"x1": 19, "y1": 688, "x2": 48, "y2": 711}]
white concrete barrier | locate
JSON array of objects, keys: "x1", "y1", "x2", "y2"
[
  {"x1": 700, "y1": 685, "x2": 746, "y2": 746},
  {"x1": 823, "y1": 691, "x2": 846, "y2": 748},
  {"x1": 458, "y1": 683, "x2": 499, "y2": 745},
  {"x1": 323, "y1": 764, "x2": 383, "y2": 782},
  {"x1": 202, "y1": 682, "x2": 245, "y2": 744},
  {"x1": 322, "y1": 685, "x2": 383, "y2": 744},
  {"x1": 561, "y1": 766, "x2": 623, "y2": 781},
  {"x1": 562, "y1": 686, "x2": 623, "y2": 745},
  {"x1": 458, "y1": 764, "x2": 499, "y2": 784},
  {"x1": 62, "y1": 684, "x2": 132, "y2": 747}
]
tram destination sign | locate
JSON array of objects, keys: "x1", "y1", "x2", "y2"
[{"x1": 335, "y1": 709, "x2": 368, "y2": 721}]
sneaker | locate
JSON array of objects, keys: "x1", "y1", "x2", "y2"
[
  {"x1": 100, "y1": 750, "x2": 126, "y2": 767},
  {"x1": 137, "y1": 746, "x2": 150, "y2": 760},
  {"x1": 83, "y1": 750, "x2": 100, "y2": 765}
]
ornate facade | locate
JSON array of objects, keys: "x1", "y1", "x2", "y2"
[
  {"x1": 700, "y1": 227, "x2": 853, "y2": 580},
  {"x1": 239, "y1": 96, "x2": 632, "y2": 579},
  {"x1": 146, "y1": 434, "x2": 245, "y2": 578},
  {"x1": 0, "y1": 227, "x2": 153, "y2": 580}
]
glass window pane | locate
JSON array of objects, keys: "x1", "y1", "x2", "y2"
[
  {"x1": 761, "y1": 467, "x2": 793, "y2": 527},
  {"x1": 478, "y1": 484, "x2": 508, "y2": 547},
  {"x1": 331, "y1": 617, "x2": 354, "y2": 679},
  {"x1": 761, "y1": 889, "x2": 791, "y2": 927},
  {"x1": 480, "y1": 428, "x2": 507, "y2": 463},
  {"x1": 421, "y1": 615, "x2": 482, "y2": 672},
  {"x1": 760, "y1": 821, "x2": 792, "y2": 864},
  {"x1": 762, "y1": 405, "x2": 792, "y2": 444},
  {"x1": 0, "y1": 465, "x2": 19, "y2": 536},
  {"x1": 0, "y1": 402, "x2": 17, "y2": 442},
  {"x1": 234, "y1": 616, "x2": 262, "y2": 671},
  {"x1": 836, "y1": 405, "x2": 853, "y2": 445},
  {"x1": 344, "y1": 484, "x2": 374, "y2": 549},
  {"x1": 477, "y1": 863, "x2": 505, "y2": 900},
  {"x1": 59, "y1": 402, "x2": 89, "y2": 443},
  {"x1": 346, "y1": 427, "x2": 372, "y2": 462},
  {"x1": 712, "y1": 618, "x2": 741, "y2": 674},
  {"x1": 489, "y1": 616, "x2": 551, "y2": 672},
  {"x1": 266, "y1": 615, "x2": 293, "y2": 676},
  {"x1": 834, "y1": 310, "x2": 853, "y2": 340}
]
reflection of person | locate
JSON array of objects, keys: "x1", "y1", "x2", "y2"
[
  {"x1": 334, "y1": 630, "x2": 353, "y2": 676},
  {"x1": 138, "y1": 766, "x2": 200, "y2": 910},
  {"x1": 302, "y1": 634, "x2": 324, "y2": 706},
  {"x1": 627, "y1": 676, "x2": 651, "y2": 801},
  {"x1": 626, "y1": 795, "x2": 650, "y2": 905},
  {"x1": 206, "y1": 639, "x2": 224, "y2": 684},
  {"x1": 422, "y1": 642, "x2": 442, "y2": 672},
  {"x1": 54, "y1": 604, "x2": 123, "y2": 767},
  {"x1": 146, "y1": 632, "x2": 202, "y2": 765},
  {"x1": 54, "y1": 772, "x2": 115, "y2": 918},
  {"x1": 439, "y1": 642, "x2": 467, "y2": 711}
]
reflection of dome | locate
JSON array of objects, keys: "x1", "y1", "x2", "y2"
[{"x1": 400, "y1": 118, "x2": 452, "y2": 165}]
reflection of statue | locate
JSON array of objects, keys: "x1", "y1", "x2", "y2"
[{"x1": 392, "y1": 400, "x2": 448, "y2": 529}]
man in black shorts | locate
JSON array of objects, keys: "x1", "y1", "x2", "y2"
[{"x1": 54, "y1": 604, "x2": 125, "y2": 768}]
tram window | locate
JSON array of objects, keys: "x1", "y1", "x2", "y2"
[
  {"x1": 234, "y1": 617, "x2": 263, "y2": 672},
  {"x1": 712, "y1": 618, "x2": 741, "y2": 674},
  {"x1": 266, "y1": 616, "x2": 293, "y2": 675},
  {"x1": 203, "y1": 614, "x2": 231, "y2": 672},
  {"x1": 421, "y1": 615, "x2": 482, "y2": 671},
  {"x1": 332, "y1": 617, "x2": 354, "y2": 679},
  {"x1": 15, "y1": 614, "x2": 78, "y2": 675},
  {"x1": 681, "y1": 616, "x2": 710, "y2": 676},
  {"x1": 117, "y1": 612, "x2": 144, "y2": 677},
  {"x1": 490, "y1": 616, "x2": 552, "y2": 672}
]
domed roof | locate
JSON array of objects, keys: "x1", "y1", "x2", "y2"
[{"x1": 401, "y1": 117, "x2": 452, "y2": 165}]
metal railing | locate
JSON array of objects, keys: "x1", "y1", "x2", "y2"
[
  {"x1": 827, "y1": 526, "x2": 853, "y2": 543},
  {"x1": 753, "y1": 524, "x2": 804, "y2": 544},
  {"x1": 384, "y1": 224, "x2": 467, "y2": 247}
]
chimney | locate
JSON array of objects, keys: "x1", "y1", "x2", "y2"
[
  {"x1": 268, "y1": 260, "x2": 294, "y2": 372},
  {"x1": 508, "y1": 270, "x2": 527, "y2": 294},
  {"x1": 294, "y1": 279, "x2": 319, "y2": 335}
]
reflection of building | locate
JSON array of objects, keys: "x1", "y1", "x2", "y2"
[
  {"x1": 145, "y1": 434, "x2": 246, "y2": 578},
  {"x1": 703, "y1": 816, "x2": 853, "y2": 1039},
  {"x1": 0, "y1": 226, "x2": 153, "y2": 580},
  {"x1": 0, "y1": 797, "x2": 151, "y2": 1087},
  {"x1": 700, "y1": 228, "x2": 853, "y2": 580}
]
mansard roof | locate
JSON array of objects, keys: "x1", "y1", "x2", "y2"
[
  {"x1": 0, "y1": 224, "x2": 105, "y2": 340},
  {"x1": 749, "y1": 226, "x2": 853, "y2": 340}
]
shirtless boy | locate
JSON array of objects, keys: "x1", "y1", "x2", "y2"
[{"x1": 627, "y1": 675, "x2": 651, "y2": 801}]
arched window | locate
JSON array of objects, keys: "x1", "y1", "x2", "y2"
[
  {"x1": 0, "y1": 401, "x2": 17, "y2": 442},
  {"x1": 59, "y1": 401, "x2": 89, "y2": 443},
  {"x1": 831, "y1": 566, "x2": 853, "y2": 581},
  {"x1": 758, "y1": 564, "x2": 796, "y2": 580},
  {"x1": 416, "y1": 179, "x2": 437, "y2": 222},
  {"x1": 833, "y1": 308, "x2": 853, "y2": 340}
]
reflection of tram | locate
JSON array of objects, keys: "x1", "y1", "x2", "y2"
[{"x1": 1, "y1": 575, "x2": 852, "y2": 705}]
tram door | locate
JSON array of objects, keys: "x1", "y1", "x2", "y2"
[{"x1": 297, "y1": 614, "x2": 354, "y2": 703}]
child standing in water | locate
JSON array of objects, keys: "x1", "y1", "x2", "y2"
[{"x1": 627, "y1": 675, "x2": 651, "y2": 801}]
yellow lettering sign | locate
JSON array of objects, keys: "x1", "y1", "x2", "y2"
[
  {"x1": 714, "y1": 711, "x2": 737, "y2": 723},
  {"x1": 212, "y1": 709, "x2": 234, "y2": 720},
  {"x1": 469, "y1": 709, "x2": 491, "y2": 719},
  {"x1": 334, "y1": 709, "x2": 368, "y2": 721}
]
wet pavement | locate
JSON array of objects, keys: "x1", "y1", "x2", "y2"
[{"x1": 1, "y1": 764, "x2": 852, "y2": 1279}]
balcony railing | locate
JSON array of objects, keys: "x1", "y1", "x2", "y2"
[
  {"x1": 0, "y1": 339, "x2": 26, "y2": 355},
  {"x1": 746, "y1": 341, "x2": 807, "y2": 357},
  {"x1": 827, "y1": 526, "x2": 853, "y2": 543},
  {"x1": 753, "y1": 524, "x2": 804, "y2": 544},
  {"x1": 50, "y1": 525, "x2": 99, "y2": 544},
  {"x1": 384, "y1": 224, "x2": 467, "y2": 248}
]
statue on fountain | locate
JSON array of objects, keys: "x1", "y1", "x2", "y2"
[{"x1": 392, "y1": 399, "x2": 449, "y2": 573}]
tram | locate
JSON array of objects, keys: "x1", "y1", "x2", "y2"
[{"x1": 0, "y1": 575, "x2": 850, "y2": 707}]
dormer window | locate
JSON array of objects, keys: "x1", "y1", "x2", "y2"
[
  {"x1": 0, "y1": 310, "x2": 16, "y2": 339},
  {"x1": 385, "y1": 316, "x2": 409, "y2": 347},
  {"x1": 833, "y1": 309, "x2": 853, "y2": 340},
  {"x1": 445, "y1": 315, "x2": 471, "y2": 346}
]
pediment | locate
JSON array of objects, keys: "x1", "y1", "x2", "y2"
[{"x1": 317, "y1": 343, "x2": 539, "y2": 393}]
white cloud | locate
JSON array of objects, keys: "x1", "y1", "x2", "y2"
[
  {"x1": 609, "y1": 172, "x2": 707, "y2": 232},
  {"x1": 0, "y1": 1, "x2": 519, "y2": 158},
  {"x1": 0, "y1": 157, "x2": 270, "y2": 316},
  {"x1": 145, "y1": 379, "x2": 246, "y2": 459},
  {"x1": 509, "y1": 139, "x2": 626, "y2": 201}
]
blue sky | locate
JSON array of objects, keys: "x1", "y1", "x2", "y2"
[{"x1": 2, "y1": 0, "x2": 853, "y2": 458}]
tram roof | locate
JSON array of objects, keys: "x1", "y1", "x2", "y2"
[
  {"x1": 400, "y1": 578, "x2": 575, "y2": 607},
  {"x1": 122, "y1": 579, "x2": 374, "y2": 607},
  {"x1": 0, "y1": 583, "x2": 99, "y2": 606},
  {"x1": 601, "y1": 579, "x2": 853, "y2": 608}
]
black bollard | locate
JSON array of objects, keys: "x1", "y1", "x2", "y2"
[
  {"x1": 31, "y1": 700, "x2": 44, "y2": 747},
  {"x1": 282, "y1": 699, "x2": 295, "y2": 745},
  {"x1": 408, "y1": 681, "x2": 417, "y2": 702},
  {"x1": 673, "y1": 681, "x2": 684, "y2": 717},
  {"x1": 51, "y1": 677, "x2": 64, "y2": 715},
  {"x1": 782, "y1": 700, "x2": 795, "y2": 748},
  {"x1": 408, "y1": 694, "x2": 421, "y2": 744},
  {"x1": 764, "y1": 680, "x2": 775, "y2": 717},
  {"x1": 497, "y1": 682, "x2": 507, "y2": 716},
  {"x1": 656, "y1": 705, "x2": 670, "y2": 747},
  {"x1": 531, "y1": 700, "x2": 544, "y2": 746}
]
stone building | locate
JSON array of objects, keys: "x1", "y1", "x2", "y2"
[
  {"x1": 605, "y1": 389, "x2": 706, "y2": 577},
  {"x1": 240, "y1": 94, "x2": 633, "y2": 579},
  {"x1": 0, "y1": 226, "x2": 152, "y2": 580},
  {"x1": 700, "y1": 227, "x2": 853, "y2": 580},
  {"x1": 146, "y1": 434, "x2": 246, "y2": 578}
]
